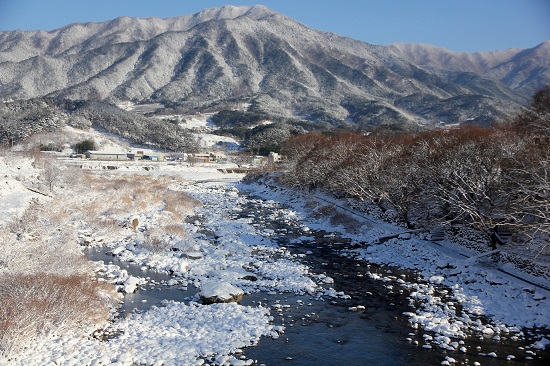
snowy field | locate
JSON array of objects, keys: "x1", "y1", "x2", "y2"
[{"x1": 0, "y1": 156, "x2": 40, "y2": 227}]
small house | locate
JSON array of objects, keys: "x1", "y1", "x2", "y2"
[
  {"x1": 189, "y1": 153, "x2": 212, "y2": 163},
  {"x1": 267, "y1": 152, "x2": 284, "y2": 165},
  {"x1": 141, "y1": 153, "x2": 165, "y2": 161},
  {"x1": 84, "y1": 151, "x2": 128, "y2": 161},
  {"x1": 209, "y1": 151, "x2": 226, "y2": 162}
]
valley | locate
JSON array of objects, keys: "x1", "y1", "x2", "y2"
[{"x1": 1, "y1": 4, "x2": 549, "y2": 366}]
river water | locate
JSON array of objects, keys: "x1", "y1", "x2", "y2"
[{"x1": 86, "y1": 187, "x2": 549, "y2": 366}]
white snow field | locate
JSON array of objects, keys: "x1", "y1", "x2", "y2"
[
  {"x1": 0, "y1": 155, "x2": 44, "y2": 226},
  {"x1": 9, "y1": 301, "x2": 273, "y2": 366}
]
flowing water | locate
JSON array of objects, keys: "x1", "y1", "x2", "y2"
[{"x1": 86, "y1": 188, "x2": 549, "y2": 366}]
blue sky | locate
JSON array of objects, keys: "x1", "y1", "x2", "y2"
[{"x1": 0, "y1": 0, "x2": 548, "y2": 52}]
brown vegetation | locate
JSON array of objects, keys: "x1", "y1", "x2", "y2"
[
  {"x1": 0, "y1": 160, "x2": 200, "y2": 356},
  {"x1": 281, "y1": 86, "x2": 550, "y2": 258},
  {"x1": 0, "y1": 274, "x2": 117, "y2": 357},
  {"x1": 80, "y1": 173, "x2": 200, "y2": 249}
]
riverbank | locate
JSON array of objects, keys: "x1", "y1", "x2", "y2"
[
  {"x1": 2, "y1": 155, "x2": 549, "y2": 365},
  {"x1": 242, "y1": 176, "x2": 550, "y2": 358}
]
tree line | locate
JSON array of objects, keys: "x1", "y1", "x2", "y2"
[
  {"x1": 0, "y1": 99, "x2": 66, "y2": 146},
  {"x1": 0, "y1": 98, "x2": 201, "y2": 153},
  {"x1": 280, "y1": 86, "x2": 550, "y2": 257},
  {"x1": 52, "y1": 99, "x2": 200, "y2": 153}
]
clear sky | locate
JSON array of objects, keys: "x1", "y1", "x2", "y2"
[{"x1": 0, "y1": 0, "x2": 548, "y2": 52}]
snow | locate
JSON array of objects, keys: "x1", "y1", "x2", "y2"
[
  {"x1": 148, "y1": 112, "x2": 242, "y2": 150},
  {"x1": 117, "y1": 102, "x2": 164, "y2": 114},
  {"x1": 243, "y1": 179, "x2": 550, "y2": 351},
  {"x1": 9, "y1": 301, "x2": 274, "y2": 366},
  {"x1": 1, "y1": 154, "x2": 281, "y2": 365},
  {"x1": 533, "y1": 337, "x2": 550, "y2": 350},
  {"x1": 1, "y1": 152, "x2": 334, "y2": 364},
  {"x1": 200, "y1": 281, "x2": 244, "y2": 300},
  {"x1": 111, "y1": 301, "x2": 272, "y2": 365},
  {"x1": 122, "y1": 275, "x2": 143, "y2": 294},
  {"x1": 195, "y1": 133, "x2": 241, "y2": 150},
  {"x1": 0, "y1": 155, "x2": 43, "y2": 226},
  {"x1": 69, "y1": 159, "x2": 245, "y2": 181},
  {"x1": 350, "y1": 236, "x2": 550, "y2": 332},
  {"x1": 2, "y1": 152, "x2": 549, "y2": 364},
  {"x1": 64, "y1": 125, "x2": 132, "y2": 152}
]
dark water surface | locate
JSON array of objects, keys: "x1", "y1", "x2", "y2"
[{"x1": 86, "y1": 189, "x2": 549, "y2": 365}]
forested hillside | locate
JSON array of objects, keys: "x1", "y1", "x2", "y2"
[
  {"x1": 0, "y1": 5, "x2": 528, "y2": 128},
  {"x1": 0, "y1": 98, "x2": 199, "y2": 153}
]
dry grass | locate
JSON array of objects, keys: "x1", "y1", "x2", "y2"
[
  {"x1": 329, "y1": 212, "x2": 362, "y2": 233},
  {"x1": 79, "y1": 174, "x2": 199, "y2": 220},
  {"x1": 142, "y1": 228, "x2": 171, "y2": 254},
  {"x1": 0, "y1": 164, "x2": 201, "y2": 357},
  {"x1": 164, "y1": 192, "x2": 199, "y2": 221},
  {"x1": 163, "y1": 224, "x2": 187, "y2": 239},
  {"x1": 2, "y1": 212, "x2": 90, "y2": 276},
  {"x1": 0, "y1": 273, "x2": 118, "y2": 357},
  {"x1": 311, "y1": 205, "x2": 334, "y2": 218}
]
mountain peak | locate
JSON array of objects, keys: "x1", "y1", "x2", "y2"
[
  {"x1": 0, "y1": 5, "x2": 541, "y2": 126},
  {"x1": 243, "y1": 4, "x2": 280, "y2": 19},
  {"x1": 192, "y1": 4, "x2": 278, "y2": 22}
]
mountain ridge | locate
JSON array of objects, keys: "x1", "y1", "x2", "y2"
[
  {"x1": 0, "y1": 5, "x2": 277, "y2": 62},
  {"x1": 388, "y1": 41, "x2": 550, "y2": 96},
  {"x1": 0, "y1": 5, "x2": 543, "y2": 128}
]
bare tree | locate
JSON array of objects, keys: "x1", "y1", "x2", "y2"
[{"x1": 41, "y1": 159, "x2": 62, "y2": 194}]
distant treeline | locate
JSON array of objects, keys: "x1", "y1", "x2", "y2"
[
  {"x1": 0, "y1": 99, "x2": 66, "y2": 145},
  {"x1": 53, "y1": 99, "x2": 200, "y2": 152},
  {"x1": 0, "y1": 98, "x2": 200, "y2": 153},
  {"x1": 211, "y1": 109, "x2": 329, "y2": 155}
]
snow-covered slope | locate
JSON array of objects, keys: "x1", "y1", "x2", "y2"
[
  {"x1": 388, "y1": 41, "x2": 550, "y2": 96},
  {"x1": 0, "y1": 155, "x2": 41, "y2": 227},
  {"x1": 0, "y1": 6, "x2": 528, "y2": 127},
  {"x1": 0, "y1": 5, "x2": 275, "y2": 63}
]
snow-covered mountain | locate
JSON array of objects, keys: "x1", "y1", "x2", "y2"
[
  {"x1": 0, "y1": 5, "x2": 540, "y2": 127},
  {"x1": 388, "y1": 41, "x2": 550, "y2": 97}
]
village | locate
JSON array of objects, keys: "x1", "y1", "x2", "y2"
[{"x1": 66, "y1": 149, "x2": 284, "y2": 173}]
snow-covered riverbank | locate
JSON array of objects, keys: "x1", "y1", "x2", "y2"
[
  {"x1": 243, "y1": 178, "x2": 550, "y2": 358},
  {"x1": 0, "y1": 158, "x2": 337, "y2": 365},
  {"x1": 2, "y1": 154, "x2": 549, "y2": 365}
]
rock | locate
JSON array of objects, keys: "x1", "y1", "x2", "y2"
[
  {"x1": 109, "y1": 245, "x2": 126, "y2": 256},
  {"x1": 184, "y1": 251, "x2": 203, "y2": 260},
  {"x1": 171, "y1": 259, "x2": 189, "y2": 274},
  {"x1": 130, "y1": 217, "x2": 139, "y2": 230},
  {"x1": 199, "y1": 281, "x2": 244, "y2": 304},
  {"x1": 398, "y1": 233, "x2": 412, "y2": 240},
  {"x1": 122, "y1": 276, "x2": 142, "y2": 293},
  {"x1": 80, "y1": 236, "x2": 93, "y2": 245}
]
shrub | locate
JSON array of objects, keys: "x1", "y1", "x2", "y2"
[
  {"x1": 281, "y1": 89, "x2": 550, "y2": 255},
  {"x1": 39, "y1": 143, "x2": 61, "y2": 152},
  {"x1": 73, "y1": 138, "x2": 95, "y2": 153},
  {"x1": 142, "y1": 228, "x2": 171, "y2": 254},
  {"x1": 0, "y1": 273, "x2": 117, "y2": 357}
]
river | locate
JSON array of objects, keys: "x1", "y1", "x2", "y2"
[{"x1": 86, "y1": 183, "x2": 549, "y2": 365}]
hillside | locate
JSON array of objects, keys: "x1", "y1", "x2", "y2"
[
  {"x1": 0, "y1": 5, "x2": 532, "y2": 129},
  {"x1": 388, "y1": 41, "x2": 550, "y2": 97}
]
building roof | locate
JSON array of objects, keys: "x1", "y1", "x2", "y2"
[{"x1": 85, "y1": 150, "x2": 127, "y2": 155}]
